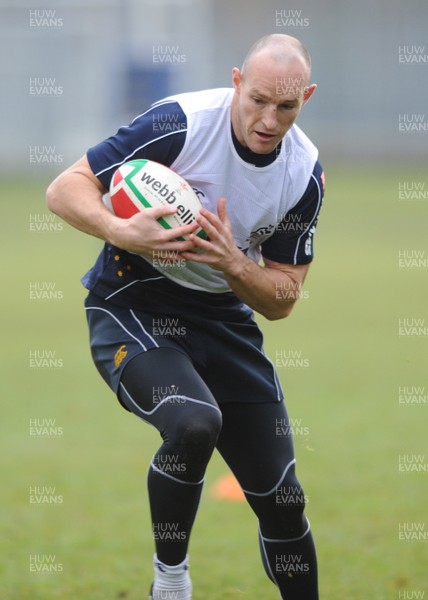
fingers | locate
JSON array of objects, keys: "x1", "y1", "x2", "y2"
[
  {"x1": 144, "y1": 204, "x2": 177, "y2": 220},
  {"x1": 117, "y1": 199, "x2": 231, "y2": 261},
  {"x1": 197, "y1": 198, "x2": 230, "y2": 231},
  {"x1": 130, "y1": 208, "x2": 199, "y2": 241},
  {"x1": 158, "y1": 237, "x2": 198, "y2": 252},
  {"x1": 180, "y1": 248, "x2": 212, "y2": 263},
  {"x1": 161, "y1": 221, "x2": 199, "y2": 242},
  {"x1": 196, "y1": 212, "x2": 224, "y2": 241},
  {"x1": 216, "y1": 197, "x2": 229, "y2": 223}
]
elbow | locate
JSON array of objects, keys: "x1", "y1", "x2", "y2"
[
  {"x1": 262, "y1": 303, "x2": 294, "y2": 321},
  {"x1": 46, "y1": 180, "x2": 61, "y2": 215}
]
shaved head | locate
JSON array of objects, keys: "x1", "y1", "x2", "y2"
[
  {"x1": 241, "y1": 34, "x2": 312, "y2": 84},
  {"x1": 230, "y1": 34, "x2": 316, "y2": 154}
]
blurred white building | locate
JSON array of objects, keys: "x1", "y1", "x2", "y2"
[{"x1": 1, "y1": 0, "x2": 427, "y2": 174}]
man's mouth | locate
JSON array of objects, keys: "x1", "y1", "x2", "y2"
[{"x1": 255, "y1": 131, "x2": 276, "y2": 141}]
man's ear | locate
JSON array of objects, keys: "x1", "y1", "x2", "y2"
[
  {"x1": 232, "y1": 67, "x2": 242, "y2": 93},
  {"x1": 303, "y1": 83, "x2": 317, "y2": 104}
]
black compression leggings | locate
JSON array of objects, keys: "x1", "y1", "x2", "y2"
[{"x1": 118, "y1": 347, "x2": 318, "y2": 599}]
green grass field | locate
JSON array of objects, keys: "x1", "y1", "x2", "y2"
[{"x1": 2, "y1": 166, "x2": 427, "y2": 599}]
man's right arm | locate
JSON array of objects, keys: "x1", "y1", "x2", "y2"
[
  {"x1": 46, "y1": 154, "x2": 113, "y2": 240},
  {"x1": 46, "y1": 155, "x2": 198, "y2": 258}
]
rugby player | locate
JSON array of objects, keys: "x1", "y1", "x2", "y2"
[{"x1": 47, "y1": 33, "x2": 325, "y2": 600}]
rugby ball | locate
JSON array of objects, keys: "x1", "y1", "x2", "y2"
[{"x1": 107, "y1": 159, "x2": 206, "y2": 240}]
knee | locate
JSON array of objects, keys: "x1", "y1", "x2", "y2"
[{"x1": 172, "y1": 402, "x2": 223, "y2": 459}]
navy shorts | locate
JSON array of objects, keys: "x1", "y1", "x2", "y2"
[{"x1": 84, "y1": 292, "x2": 284, "y2": 405}]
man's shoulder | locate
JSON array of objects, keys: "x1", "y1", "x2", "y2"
[
  {"x1": 283, "y1": 123, "x2": 319, "y2": 165},
  {"x1": 155, "y1": 88, "x2": 234, "y2": 114}
]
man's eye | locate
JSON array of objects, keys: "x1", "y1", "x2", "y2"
[{"x1": 252, "y1": 97, "x2": 264, "y2": 105}]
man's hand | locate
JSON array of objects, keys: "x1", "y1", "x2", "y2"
[
  {"x1": 109, "y1": 205, "x2": 199, "y2": 260},
  {"x1": 181, "y1": 197, "x2": 310, "y2": 320},
  {"x1": 180, "y1": 198, "x2": 245, "y2": 273}
]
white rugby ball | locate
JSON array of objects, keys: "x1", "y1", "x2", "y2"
[{"x1": 107, "y1": 159, "x2": 206, "y2": 240}]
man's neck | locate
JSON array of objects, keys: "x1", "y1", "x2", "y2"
[{"x1": 230, "y1": 123, "x2": 281, "y2": 167}]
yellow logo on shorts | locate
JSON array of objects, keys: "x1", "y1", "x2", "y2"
[{"x1": 114, "y1": 345, "x2": 128, "y2": 367}]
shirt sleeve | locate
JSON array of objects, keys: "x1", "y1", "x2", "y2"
[
  {"x1": 261, "y1": 160, "x2": 325, "y2": 265},
  {"x1": 86, "y1": 101, "x2": 187, "y2": 190}
]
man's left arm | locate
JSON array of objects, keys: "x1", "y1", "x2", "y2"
[
  {"x1": 182, "y1": 198, "x2": 310, "y2": 320},
  {"x1": 182, "y1": 162, "x2": 325, "y2": 320}
]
